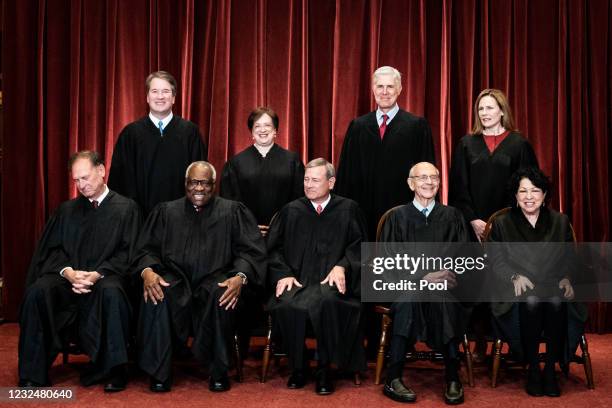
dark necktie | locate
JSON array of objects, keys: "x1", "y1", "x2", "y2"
[
  {"x1": 422, "y1": 208, "x2": 428, "y2": 217},
  {"x1": 92, "y1": 200, "x2": 99, "y2": 209},
  {"x1": 379, "y1": 114, "x2": 388, "y2": 139}
]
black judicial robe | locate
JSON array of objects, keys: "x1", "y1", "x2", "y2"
[
  {"x1": 267, "y1": 195, "x2": 368, "y2": 371},
  {"x1": 486, "y1": 207, "x2": 587, "y2": 363},
  {"x1": 108, "y1": 116, "x2": 207, "y2": 215},
  {"x1": 380, "y1": 203, "x2": 471, "y2": 348},
  {"x1": 220, "y1": 144, "x2": 305, "y2": 225},
  {"x1": 335, "y1": 109, "x2": 435, "y2": 239},
  {"x1": 133, "y1": 196, "x2": 266, "y2": 380},
  {"x1": 449, "y1": 132, "x2": 538, "y2": 227},
  {"x1": 19, "y1": 191, "x2": 141, "y2": 385}
]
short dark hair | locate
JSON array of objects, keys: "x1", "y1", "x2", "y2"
[
  {"x1": 68, "y1": 150, "x2": 104, "y2": 170},
  {"x1": 508, "y1": 167, "x2": 551, "y2": 204},
  {"x1": 247, "y1": 107, "x2": 279, "y2": 131},
  {"x1": 146, "y1": 71, "x2": 178, "y2": 96}
]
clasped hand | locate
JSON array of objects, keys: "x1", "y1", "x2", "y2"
[{"x1": 63, "y1": 268, "x2": 102, "y2": 294}]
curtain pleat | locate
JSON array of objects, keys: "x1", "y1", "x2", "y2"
[{"x1": 2, "y1": 0, "x2": 611, "y2": 329}]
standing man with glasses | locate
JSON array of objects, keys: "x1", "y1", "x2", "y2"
[{"x1": 108, "y1": 71, "x2": 207, "y2": 215}]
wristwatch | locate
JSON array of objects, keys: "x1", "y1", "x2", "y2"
[{"x1": 236, "y1": 272, "x2": 248, "y2": 285}]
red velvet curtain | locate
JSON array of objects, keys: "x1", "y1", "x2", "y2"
[{"x1": 2, "y1": 0, "x2": 611, "y2": 329}]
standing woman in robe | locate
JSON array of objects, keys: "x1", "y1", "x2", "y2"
[
  {"x1": 221, "y1": 107, "x2": 305, "y2": 237},
  {"x1": 449, "y1": 88, "x2": 539, "y2": 360},
  {"x1": 450, "y1": 89, "x2": 539, "y2": 242}
]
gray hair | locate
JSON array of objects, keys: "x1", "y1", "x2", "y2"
[
  {"x1": 146, "y1": 71, "x2": 178, "y2": 96},
  {"x1": 372, "y1": 66, "x2": 402, "y2": 88},
  {"x1": 185, "y1": 161, "x2": 216, "y2": 181},
  {"x1": 408, "y1": 161, "x2": 439, "y2": 178},
  {"x1": 305, "y1": 158, "x2": 335, "y2": 179}
]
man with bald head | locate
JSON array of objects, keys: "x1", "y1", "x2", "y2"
[
  {"x1": 18, "y1": 150, "x2": 141, "y2": 392},
  {"x1": 133, "y1": 161, "x2": 266, "y2": 393},
  {"x1": 380, "y1": 162, "x2": 470, "y2": 405}
]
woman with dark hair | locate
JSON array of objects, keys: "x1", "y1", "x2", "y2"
[
  {"x1": 487, "y1": 167, "x2": 578, "y2": 397},
  {"x1": 220, "y1": 107, "x2": 305, "y2": 236}
]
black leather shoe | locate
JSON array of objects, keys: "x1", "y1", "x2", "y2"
[
  {"x1": 444, "y1": 380, "x2": 464, "y2": 405},
  {"x1": 543, "y1": 367, "x2": 561, "y2": 397},
  {"x1": 287, "y1": 370, "x2": 307, "y2": 389},
  {"x1": 525, "y1": 368, "x2": 543, "y2": 397},
  {"x1": 149, "y1": 376, "x2": 171, "y2": 392},
  {"x1": 104, "y1": 365, "x2": 127, "y2": 393},
  {"x1": 315, "y1": 369, "x2": 334, "y2": 395},
  {"x1": 209, "y1": 375, "x2": 230, "y2": 392},
  {"x1": 383, "y1": 378, "x2": 417, "y2": 403}
]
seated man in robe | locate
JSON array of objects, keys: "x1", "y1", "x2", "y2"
[
  {"x1": 380, "y1": 162, "x2": 470, "y2": 405},
  {"x1": 18, "y1": 150, "x2": 141, "y2": 392},
  {"x1": 134, "y1": 161, "x2": 266, "y2": 393},
  {"x1": 267, "y1": 158, "x2": 368, "y2": 395}
]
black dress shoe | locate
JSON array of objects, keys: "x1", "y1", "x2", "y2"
[
  {"x1": 383, "y1": 378, "x2": 417, "y2": 403},
  {"x1": 543, "y1": 367, "x2": 561, "y2": 397},
  {"x1": 315, "y1": 369, "x2": 334, "y2": 395},
  {"x1": 525, "y1": 368, "x2": 543, "y2": 397},
  {"x1": 209, "y1": 375, "x2": 230, "y2": 392},
  {"x1": 444, "y1": 380, "x2": 464, "y2": 405},
  {"x1": 104, "y1": 365, "x2": 127, "y2": 393},
  {"x1": 150, "y1": 376, "x2": 172, "y2": 392},
  {"x1": 287, "y1": 370, "x2": 307, "y2": 389}
]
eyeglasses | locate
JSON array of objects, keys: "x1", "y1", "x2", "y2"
[
  {"x1": 410, "y1": 175, "x2": 440, "y2": 183},
  {"x1": 187, "y1": 179, "x2": 213, "y2": 189}
]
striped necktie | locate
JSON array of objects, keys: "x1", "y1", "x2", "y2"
[{"x1": 158, "y1": 120, "x2": 164, "y2": 136}]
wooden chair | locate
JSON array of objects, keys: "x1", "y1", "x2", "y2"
[
  {"x1": 484, "y1": 207, "x2": 594, "y2": 389},
  {"x1": 373, "y1": 206, "x2": 475, "y2": 386}
]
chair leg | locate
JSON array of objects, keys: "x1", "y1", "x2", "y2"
[
  {"x1": 375, "y1": 314, "x2": 392, "y2": 385},
  {"x1": 491, "y1": 339, "x2": 502, "y2": 387},
  {"x1": 353, "y1": 372, "x2": 361, "y2": 386},
  {"x1": 463, "y1": 334, "x2": 475, "y2": 387},
  {"x1": 580, "y1": 335, "x2": 595, "y2": 389},
  {"x1": 261, "y1": 315, "x2": 273, "y2": 383},
  {"x1": 234, "y1": 334, "x2": 243, "y2": 382}
]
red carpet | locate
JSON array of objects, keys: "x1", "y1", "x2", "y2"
[{"x1": 1, "y1": 323, "x2": 610, "y2": 407}]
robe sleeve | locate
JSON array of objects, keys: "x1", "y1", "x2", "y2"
[
  {"x1": 418, "y1": 117, "x2": 436, "y2": 165},
  {"x1": 266, "y1": 207, "x2": 295, "y2": 285},
  {"x1": 131, "y1": 204, "x2": 168, "y2": 277},
  {"x1": 189, "y1": 125, "x2": 207, "y2": 162},
  {"x1": 336, "y1": 203, "x2": 368, "y2": 297},
  {"x1": 334, "y1": 120, "x2": 359, "y2": 199},
  {"x1": 25, "y1": 209, "x2": 70, "y2": 286},
  {"x1": 219, "y1": 161, "x2": 243, "y2": 202},
  {"x1": 96, "y1": 202, "x2": 143, "y2": 278},
  {"x1": 107, "y1": 128, "x2": 136, "y2": 201},
  {"x1": 291, "y1": 156, "x2": 305, "y2": 201},
  {"x1": 449, "y1": 138, "x2": 478, "y2": 222},
  {"x1": 519, "y1": 138, "x2": 539, "y2": 169},
  {"x1": 227, "y1": 203, "x2": 267, "y2": 287}
]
